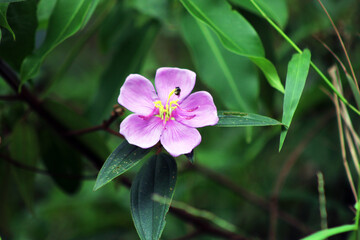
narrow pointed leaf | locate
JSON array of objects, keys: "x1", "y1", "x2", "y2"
[
  {"x1": 181, "y1": 15, "x2": 258, "y2": 112},
  {"x1": 0, "y1": 0, "x2": 38, "y2": 71},
  {"x1": 279, "y1": 49, "x2": 311, "y2": 151},
  {"x1": 0, "y1": 3, "x2": 15, "y2": 40},
  {"x1": 9, "y1": 120, "x2": 39, "y2": 213},
  {"x1": 180, "y1": 0, "x2": 284, "y2": 93},
  {"x1": 217, "y1": 111, "x2": 282, "y2": 127},
  {"x1": 20, "y1": 0, "x2": 100, "y2": 83},
  {"x1": 300, "y1": 224, "x2": 355, "y2": 240},
  {"x1": 131, "y1": 154, "x2": 177, "y2": 240},
  {"x1": 230, "y1": 0, "x2": 288, "y2": 29},
  {"x1": 93, "y1": 141, "x2": 151, "y2": 191}
]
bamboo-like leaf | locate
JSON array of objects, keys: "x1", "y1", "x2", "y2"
[
  {"x1": 20, "y1": 0, "x2": 100, "y2": 83},
  {"x1": 180, "y1": 0, "x2": 284, "y2": 93},
  {"x1": 300, "y1": 224, "x2": 356, "y2": 240},
  {"x1": 0, "y1": 0, "x2": 26, "y2": 3},
  {"x1": 217, "y1": 111, "x2": 282, "y2": 127},
  {"x1": 230, "y1": 0, "x2": 288, "y2": 29},
  {"x1": 93, "y1": 141, "x2": 151, "y2": 191},
  {"x1": 131, "y1": 154, "x2": 177, "y2": 240},
  {"x1": 279, "y1": 49, "x2": 311, "y2": 151},
  {"x1": 181, "y1": 15, "x2": 258, "y2": 112}
]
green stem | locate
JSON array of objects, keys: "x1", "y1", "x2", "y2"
[{"x1": 249, "y1": 0, "x2": 360, "y2": 116}]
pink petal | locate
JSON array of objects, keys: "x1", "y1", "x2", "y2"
[
  {"x1": 155, "y1": 67, "x2": 196, "y2": 104},
  {"x1": 160, "y1": 121, "x2": 201, "y2": 157},
  {"x1": 176, "y1": 91, "x2": 219, "y2": 128},
  {"x1": 118, "y1": 74, "x2": 158, "y2": 116},
  {"x1": 120, "y1": 114, "x2": 163, "y2": 149}
]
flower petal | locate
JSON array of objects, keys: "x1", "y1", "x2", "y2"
[
  {"x1": 120, "y1": 114, "x2": 163, "y2": 149},
  {"x1": 155, "y1": 67, "x2": 196, "y2": 104},
  {"x1": 176, "y1": 91, "x2": 219, "y2": 128},
  {"x1": 160, "y1": 121, "x2": 201, "y2": 157},
  {"x1": 118, "y1": 74, "x2": 158, "y2": 116}
]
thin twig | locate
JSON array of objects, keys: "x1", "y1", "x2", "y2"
[
  {"x1": 0, "y1": 154, "x2": 96, "y2": 180},
  {"x1": 188, "y1": 163, "x2": 311, "y2": 234},
  {"x1": 269, "y1": 109, "x2": 334, "y2": 240},
  {"x1": 316, "y1": 0, "x2": 359, "y2": 91},
  {"x1": 331, "y1": 69, "x2": 358, "y2": 203},
  {"x1": 317, "y1": 172, "x2": 328, "y2": 231},
  {"x1": 0, "y1": 95, "x2": 21, "y2": 101}
]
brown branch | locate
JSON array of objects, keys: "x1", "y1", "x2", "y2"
[
  {"x1": 0, "y1": 95, "x2": 21, "y2": 101},
  {"x1": 0, "y1": 59, "x2": 248, "y2": 240},
  {"x1": 268, "y1": 109, "x2": 334, "y2": 240},
  {"x1": 188, "y1": 163, "x2": 311, "y2": 234},
  {"x1": 0, "y1": 154, "x2": 96, "y2": 180}
]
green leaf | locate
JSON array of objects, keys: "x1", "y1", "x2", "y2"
[
  {"x1": 93, "y1": 141, "x2": 151, "y2": 191},
  {"x1": 180, "y1": 0, "x2": 284, "y2": 93},
  {"x1": 181, "y1": 14, "x2": 258, "y2": 112},
  {"x1": 0, "y1": 0, "x2": 38, "y2": 71},
  {"x1": 230, "y1": 0, "x2": 288, "y2": 29},
  {"x1": 43, "y1": 99, "x2": 109, "y2": 160},
  {"x1": 130, "y1": 0, "x2": 169, "y2": 22},
  {"x1": 0, "y1": 3, "x2": 15, "y2": 40},
  {"x1": 131, "y1": 154, "x2": 177, "y2": 240},
  {"x1": 39, "y1": 126, "x2": 83, "y2": 194},
  {"x1": 345, "y1": 73, "x2": 360, "y2": 109},
  {"x1": 279, "y1": 49, "x2": 311, "y2": 151},
  {"x1": 300, "y1": 224, "x2": 356, "y2": 240},
  {"x1": 89, "y1": 20, "x2": 159, "y2": 122},
  {"x1": 217, "y1": 111, "x2": 283, "y2": 127},
  {"x1": 0, "y1": 0, "x2": 26, "y2": 3},
  {"x1": 37, "y1": 0, "x2": 57, "y2": 30},
  {"x1": 20, "y1": 0, "x2": 100, "y2": 83},
  {"x1": 9, "y1": 120, "x2": 39, "y2": 213}
]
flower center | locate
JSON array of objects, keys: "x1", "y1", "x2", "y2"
[{"x1": 153, "y1": 88, "x2": 180, "y2": 123}]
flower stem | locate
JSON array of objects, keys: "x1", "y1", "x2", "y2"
[{"x1": 249, "y1": 0, "x2": 360, "y2": 116}]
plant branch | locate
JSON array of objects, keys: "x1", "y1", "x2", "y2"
[
  {"x1": 188, "y1": 163, "x2": 311, "y2": 234},
  {"x1": 0, "y1": 59, "x2": 248, "y2": 240},
  {"x1": 0, "y1": 154, "x2": 96, "y2": 180}
]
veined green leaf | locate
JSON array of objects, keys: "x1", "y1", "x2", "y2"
[
  {"x1": 217, "y1": 111, "x2": 282, "y2": 127},
  {"x1": 9, "y1": 120, "x2": 39, "y2": 213},
  {"x1": 181, "y1": 15, "x2": 258, "y2": 112},
  {"x1": 180, "y1": 0, "x2": 284, "y2": 93},
  {"x1": 300, "y1": 224, "x2": 356, "y2": 240},
  {"x1": 131, "y1": 154, "x2": 177, "y2": 240},
  {"x1": 20, "y1": 0, "x2": 100, "y2": 83},
  {"x1": 230, "y1": 0, "x2": 288, "y2": 29},
  {"x1": 93, "y1": 141, "x2": 151, "y2": 191},
  {"x1": 279, "y1": 49, "x2": 311, "y2": 151},
  {"x1": 0, "y1": 3, "x2": 15, "y2": 39}
]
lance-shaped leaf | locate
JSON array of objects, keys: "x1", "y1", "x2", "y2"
[
  {"x1": 0, "y1": 3, "x2": 15, "y2": 40},
  {"x1": 180, "y1": 0, "x2": 284, "y2": 93},
  {"x1": 181, "y1": 14, "x2": 258, "y2": 112},
  {"x1": 279, "y1": 49, "x2": 311, "y2": 151},
  {"x1": 0, "y1": 0, "x2": 38, "y2": 71},
  {"x1": 93, "y1": 141, "x2": 151, "y2": 191},
  {"x1": 217, "y1": 111, "x2": 282, "y2": 127},
  {"x1": 131, "y1": 154, "x2": 177, "y2": 240},
  {"x1": 230, "y1": 0, "x2": 288, "y2": 29},
  {"x1": 300, "y1": 224, "x2": 356, "y2": 240},
  {"x1": 9, "y1": 120, "x2": 39, "y2": 213},
  {"x1": 20, "y1": 0, "x2": 100, "y2": 83}
]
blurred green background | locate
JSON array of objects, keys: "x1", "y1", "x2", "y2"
[{"x1": 1, "y1": 0, "x2": 360, "y2": 239}]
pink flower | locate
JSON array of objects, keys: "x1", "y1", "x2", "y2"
[{"x1": 118, "y1": 67, "x2": 218, "y2": 157}]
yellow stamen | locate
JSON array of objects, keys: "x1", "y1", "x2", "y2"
[{"x1": 154, "y1": 88, "x2": 180, "y2": 123}]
